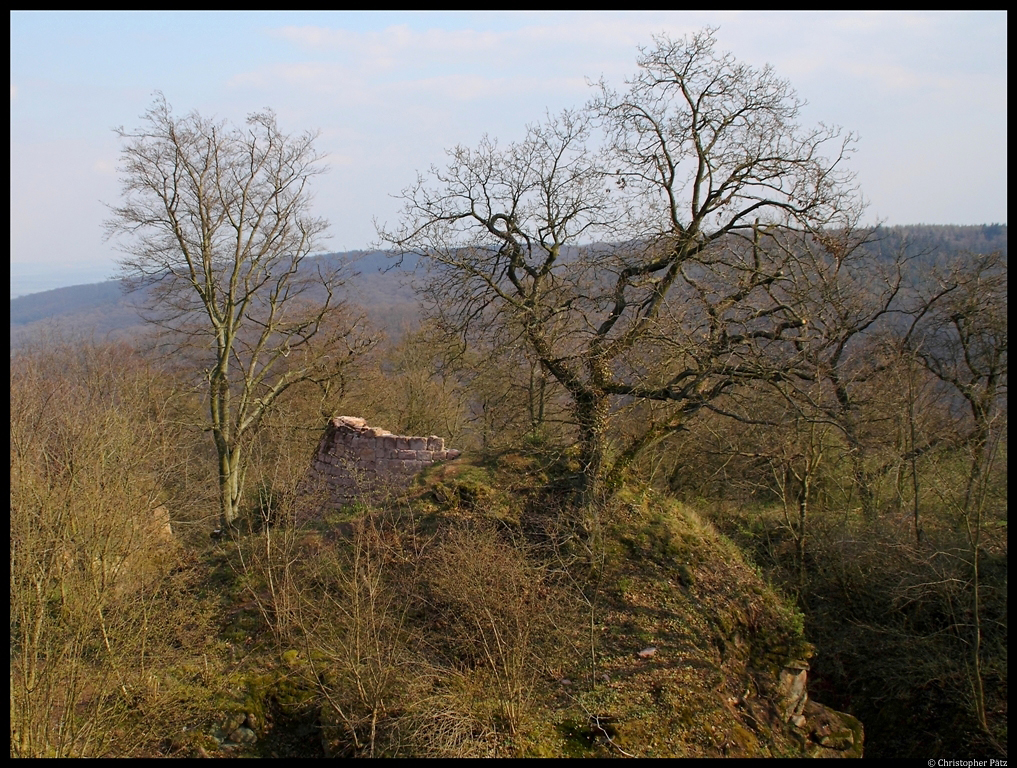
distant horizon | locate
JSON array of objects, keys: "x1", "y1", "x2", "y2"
[
  {"x1": 10, "y1": 222, "x2": 1007, "y2": 300},
  {"x1": 11, "y1": 263, "x2": 121, "y2": 300}
]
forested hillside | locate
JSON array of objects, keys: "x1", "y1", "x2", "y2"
[
  {"x1": 9, "y1": 250, "x2": 418, "y2": 347},
  {"x1": 7, "y1": 224, "x2": 1007, "y2": 348}
]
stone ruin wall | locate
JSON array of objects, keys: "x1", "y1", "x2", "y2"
[{"x1": 309, "y1": 416, "x2": 460, "y2": 510}]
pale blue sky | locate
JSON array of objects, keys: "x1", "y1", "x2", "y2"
[{"x1": 10, "y1": 11, "x2": 1007, "y2": 297}]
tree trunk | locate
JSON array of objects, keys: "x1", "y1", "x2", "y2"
[
  {"x1": 963, "y1": 427, "x2": 991, "y2": 734},
  {"x1": 528, "y1": 362, "x2": 547, "y2": 435},
  {"x1": 850, "y1": 450, "x2": 878, "y2": 519},
  {"x1": 575, "y1": 390, "x2": 609, "y2": 506},
  {"x1": 797, "y1": 478, "x2": 810, "y2": 598},
  {"x1": 218, "y1": 441, "x2": 244, "y2": 530}
]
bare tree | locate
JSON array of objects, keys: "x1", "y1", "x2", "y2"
[
  {"x1": 906, "y1": 252, "x2": 1007, "y2": 464},
  {"x1": 381, "y1": 30, "x2": 860, "y2": 504},
  {"x1": 744, "y1": 229, "x2": 909, "y2": 517},
  {"x1": 905, "y1": 251, "x2": 1007, "y2": 736},
  {"x1": 107, "y1": 94, "x2": 371, "y2": 529}
]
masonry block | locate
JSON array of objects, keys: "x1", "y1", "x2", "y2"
[{"x1": 304, "y1": 416, "x2": 460, "y2": 516}]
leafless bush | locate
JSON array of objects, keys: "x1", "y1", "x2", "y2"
[
  {"x1": 421, "y1": 523, "x2": 558, "y2": 740},
  {"x1": 10, "y1": 340, "x2": 201, "y2": 757},
  {"x1": 297, "y1": 514, "x2": 427, "y2": 757}
]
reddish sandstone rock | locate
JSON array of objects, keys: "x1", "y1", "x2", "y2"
[{"x1": 304, "y1": 416, "x2": 460, "y2": 513}]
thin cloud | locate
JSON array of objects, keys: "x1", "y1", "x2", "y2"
[
  {"x1": 268, "y1": 19, "x2": 677, "y2": 80},
  {"x1": 230, "y1": 56, "x2": 587, "y2": 110}
]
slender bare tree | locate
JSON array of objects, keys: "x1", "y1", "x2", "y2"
[{"x1": 107, "y1": 94, "x2": 371, "y2": 530}]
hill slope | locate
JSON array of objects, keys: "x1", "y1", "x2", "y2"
[
  {"x1": 9, "y1": 251, "x2": 418, "y2": 347},
  {"x1": 10, "y1": 226, "x2": 1005, "y2": 348},
  {"x1": 186, "y1": 451, "x2": 863, "y2": 758}
]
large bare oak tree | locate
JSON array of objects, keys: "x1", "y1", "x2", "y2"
[
  {"x1": 381, "y1": 30, "x2": 862, "y2": 503},
  {"x1": 108, "y1": 95, "x2": 369, "y2": 530}
]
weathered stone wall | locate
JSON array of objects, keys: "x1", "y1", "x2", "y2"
[{"x1": 308, "y1": 416, "x2": 460, "y2": 510}]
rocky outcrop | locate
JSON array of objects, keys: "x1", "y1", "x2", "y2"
[
  {"x1": 307, "y1": 416, "x2": 460, "y2": 511},
  {"x1": 800, "y1": 700, "x2": 864, "y2": 757},
  {"x1": 57, "y1": 502, "x2": 175, "y2": 597},
  {"x1": 152, "y1": 503, "x2": 173, "y2": 540},
  {"x1": 778, "y1": 661, "x2": 810, "y2": 722},
  {"x1": 778, "y1": 661, "x2": 864, "y2": 758}
]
